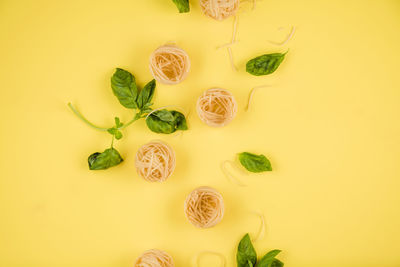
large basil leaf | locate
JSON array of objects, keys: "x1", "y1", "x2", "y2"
[
  {"x1": 238, "y1": 152, "x2": 272, "y2": 173},
  {"x1": 172, "y1": 0, "x2": 190, "y2": 13},
  {"x1": 146, "y1": 109, "x2": 188, "y2": 134},
  {"x1": 88, "y1": 148, "x2": 123, "y2": 170},
  {"x1": 256, "y1": 250, "x2": 283, "y2": 267},
  {"x1": 111, "y1": 68, "x2": 138, "y2": 109},
  {"x1": 237, "y1": 234, "x2": 257, "y2": 267},
  {"x1": 246, "y1": 52, "x2": 287, "y2": 76},
  {"x1": 137, "y1": 79, "x2": 156, "y2": 109}
]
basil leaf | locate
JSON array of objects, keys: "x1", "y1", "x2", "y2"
[
  {"x1": 172, "y1": 0, "x2": 190, "y2": 13},
  {"x1": 172, "y1": 111, "x2": 188, "y2": 130},
  {"x1": 238, "y1": 152, "x2": 272, "y2": 173},
  {"x1": 246, "y1": 52, "x2": 287, "y2": 76},
  {"x1": 111, "y1": 68, "x2": 138, "y2": 109},
  {"x1": 88, "y1": 148, "x2": 123, "y2": 170},
  {"x1": 256, "y1": 250, "x2": 282, "y2": 267},
  {"x1": 137, "y1": 79, "x2": 156, "y2": 110},
  {"x1": 152, "y1": 109, "x2": 175, "y2": 122},
  {"x1": 237, "y1": 234, "x2": 257, "y2": 267},
  {"x1": 145, "y1": 109, "x2": 188, "y2": 134},
  {"x1": 114, "y1": 117, "x2": 123, "y2": 128}
]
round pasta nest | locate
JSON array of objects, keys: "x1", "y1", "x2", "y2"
[
  {"x1": 135, "y1": 141, "x2": 176, "y2": 182},
  {"x1": 135, "y1": 249, "x2": 174, "y2": 267},
  {"x1": 196, "y1": 88, "x2": 238, "y2": 127},
  {"x1": 149, "y1": 44, "x2": 190, "y2": 85},
  {"x1": 184, "y1": 186, "x2": 225, "y2": 228},
  {"x1": 200, "y1": 0, "x2": 239, "y2": 21}
]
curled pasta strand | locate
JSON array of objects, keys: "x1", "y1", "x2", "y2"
[
  {"x1": 268, "y1": 26, "x2": 296, "y2": 46},
  {"x1": 194, "y1": 251, "x2": 226, "y2": 267},
  {"x1": 245, "y1": 85, "x2": 271, "y2": 111},
  {"x1": 221, "y1": 160, "x2": 247, "y2": 187}
]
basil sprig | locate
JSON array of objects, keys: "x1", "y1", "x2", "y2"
[
  {"x1": 68, "y1": 68, "x2": 188, "y2": 170},
  {"x1": 146, "y1": 109, "x2": 188, "y2": 134},
  {"x1": 238, "y1": 152, "x2": 272, "y2": 173},
  {"x1": 171, "y1": 0, "x2": 190, "y2": 13},
  {"x1": 246, "y1": 51, "x2": 288, "y2": 76},
  {"x1": 237, "y1": 234, "x2": 283, "y2": 267}
]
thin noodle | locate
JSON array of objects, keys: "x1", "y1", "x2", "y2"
[
  {"x1": 194, "y1": 251, "x2": 226, "y2": 267},
  {"x1": 251, "y1": 212, "x2": 266, "y2": 242},
  {"x1": 268, "y1": 26, "x2": 296, "y2": 46},
  {"x1": 135, "y1": 249, "x2": 174, "y2": 267},
  {"x1": 245, "y1": 85, "x2": 270, "y2": 111},
  {"x1": 221, "y1": 160, "x2": 247, "y2": 187},
  {"x1": 184, "y1": 187, "x2": 224, "y2": 228},
  {"x1": 149, "y1": 45, "x2": 190, "y2": 85}
]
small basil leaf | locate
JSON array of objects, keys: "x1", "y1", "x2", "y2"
[
  {"x1": 137, "y1": 79, "x2": 156, "y2": 109},
  {"x1": 256, "y1": 250, "x2": 282, "y2": 267},
  {"x1": 114, "y1": 130, "x2": 123, "y2": 140},
  {"x1": 172, "y1": 0, "x2": 190, "y2": 13},
  {"x1": 114, "y1": 117, "x2": 123, "y2": 128},
  {"x1": 88, "y1": 148, "x2": 123, "y2": 170},
  {"x1": 237, "y1": 233, "x2": 257, "y2": 267},
  {"x1": 246, "y1": 52, "x2": 287, "y2": 76},
  {"x1": 238, "y1": 152, "x2": 272, "y2": 173},
  {"x1": 153, "y1": 109, "x2": 175, "y2": 122},
  {"x1": 111, "y1": 68, "x2": 138, "y2": 109},
  {"x1": 172, "y1": 110, "x2": 188, "y2": 130}
]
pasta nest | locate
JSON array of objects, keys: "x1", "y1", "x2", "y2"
[
  {"x1": 184, "y1": 186, "x2": 225, "y2": 228},
  {"x1": 199, "y1": 0, "x2": 239, "y2": 21},
  {"x1": 135, "y1": 141, "x2": 176, "y2": 182},
  {"x1": 196, "y1": 88, "x2": 238, "y2": 127},
  {"x1": 135, "y1": 249, "x2": 174, "y2": 267},
  {"x1": 149, "y1": 44, "x2": 190, "y2": 85}
]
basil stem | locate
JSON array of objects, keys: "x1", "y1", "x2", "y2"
[{"x1": 67, "y1": 102, "x2": 143, "y2": 132}]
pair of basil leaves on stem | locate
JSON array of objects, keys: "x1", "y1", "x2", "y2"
[
  {"x1": 237, "y1": 234, "x2": 283, "y2": 267},
  {"x1": 85, "y1": 68, "x2": 188, "y2": 170}
]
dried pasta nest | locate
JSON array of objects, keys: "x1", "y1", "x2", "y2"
[
  {"x1": 135, "y1": 141, "x2": 176, "y2": 182},
  {"x1": 149, "y1": 44, "x2": 190, "y2": 85},
  {"x1": 199, "y1": 0, "x2": 240, "y2": 21},
  {"x1": 184, "y1": 186, "x2": 225, "y2": 228},
  {"x1": 135, "y1": 249, "x2": 174, "y2": 267},
  {"x1": 196, "y1": 88, "x2": 238, "y2": 127}
]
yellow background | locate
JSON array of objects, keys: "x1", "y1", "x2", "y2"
[{"x1": 1, "y1": 0, "x2": 400, "y2": 266}]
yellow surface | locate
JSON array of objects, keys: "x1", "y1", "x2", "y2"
[{"x1": 1, "y1": 0, "x2": 400, "y2": 266}]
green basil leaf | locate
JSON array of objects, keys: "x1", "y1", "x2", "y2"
[
  {"x1": 172, "y1": 110, "x2": 188, "y2": 130},
  {"x1": 107, "y1": 128, "x2": 123, "y2": 140},
  {"x1": 88, "y1": 148, "x2": 123, "y2": 170},
  {"x1": 172, "y1": 0, "x2": 190, "y2": 13},
  {"x1": 270, "y1": 259, "x2": 284, "y2": 267},
  {"x1": 114, "y1": 117, "x2": 123, "y2": 128},
  {"x1": 256, "y1": 250, "x2": 282, "y2": 267},
  {"x1": 153, "y1": 109, "x2": 175, "y2": 122},
  {"x1": 237, "y1": 233, "x2": 257, "y2": 267},
  {"x1": 238, "y1": 152, "x2": 272, "y2": 173},
  {"x1": 111, "y1": 68, "x2": 138, "y2": 109},
  {"x1": 145, "y1": 109, "x2": 188, "y2": 134},
  {"x1": 137, "y1": 79, "x2": 156, "y2": 109},
  {"x1": 246, "y1": 52, "x2": 287, "y2": 76}
]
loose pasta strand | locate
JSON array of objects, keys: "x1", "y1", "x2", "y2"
[
  {"x1": 251, "y1": 212, "x2": 266, "y2": 242},
  {"x1": 268, "y1": 26, "x2": 296, "y2": 46},
  {"x1": 194, "y1": 251, "x2": 226, "y2": 267},
  {"x1": 245, "y1": 85, "x2": 271, "y2": 111},
  {"x1": 221, "y1": 160, "x2": 247, "y2": 187}
]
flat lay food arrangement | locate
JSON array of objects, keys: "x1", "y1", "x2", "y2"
[{"x1": 1, "y1": 0, "x2": 400, "y2": 266}]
